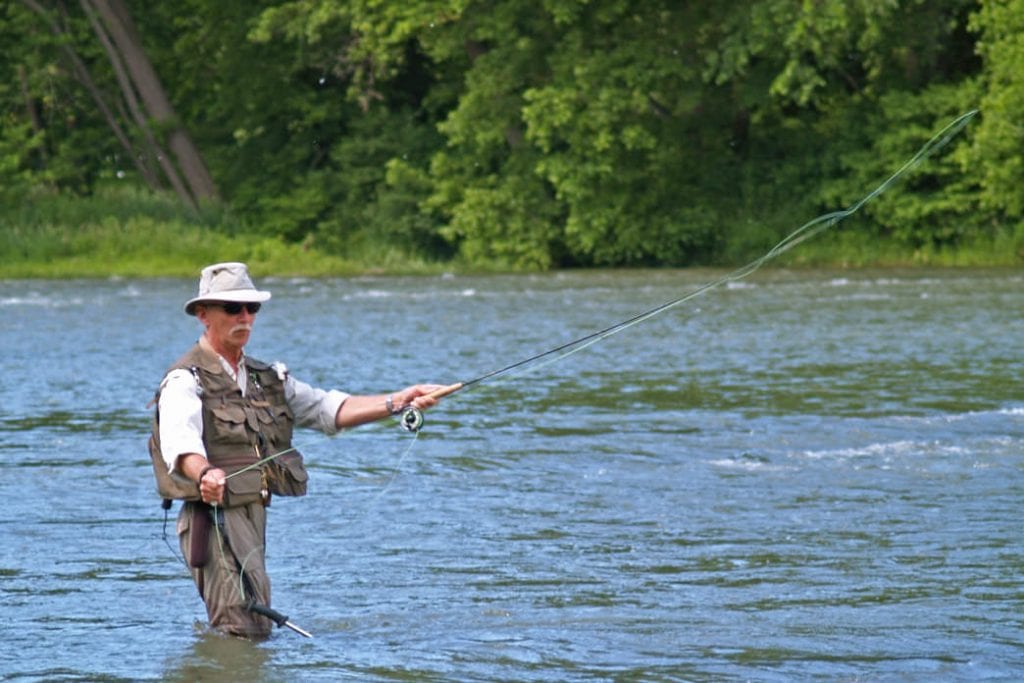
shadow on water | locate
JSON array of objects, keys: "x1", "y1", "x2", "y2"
[{"x1": 162, "y1": 631, "x2": 276, "y2": 683}]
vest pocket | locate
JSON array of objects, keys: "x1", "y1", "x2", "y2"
[
  {"x1": 223, "y1": 468, "x2": 266, "y2": 508},
  {"x1": 209, "y1": 405, "x2": 249, "y2": 445},
  {"x1": 266, "y1": 451, "x2": 308, "y2": 497},
  {"x1": 256, "y1": 405, "x2": 295, "y2": 445}
]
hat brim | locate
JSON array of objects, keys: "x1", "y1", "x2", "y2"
[{"x1": 185, "y1": 289, "x2": 272, "y2": 315}]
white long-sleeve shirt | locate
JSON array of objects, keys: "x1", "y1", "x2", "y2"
[{"x1": 157, "y1": 351, "x2": 348, "y2": 471}]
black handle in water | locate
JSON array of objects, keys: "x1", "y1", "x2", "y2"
[
  {"x1": 247, "y1": 602, "x2": 287, "y2": 626},
  {"x1": 247, "y1": 602, "x2": 313, "y2": 638}
]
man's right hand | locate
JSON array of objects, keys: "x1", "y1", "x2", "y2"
[
  {"x1": 176, "y1": 453, "x2": 227, "y2": 506},
  {"x1": 199, "y1": 466, "x2": 227, "y2": 506}
]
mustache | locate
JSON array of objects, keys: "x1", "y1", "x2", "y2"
[{"x1": 229, "y1": 323, "x2": 252, "y2": 335}]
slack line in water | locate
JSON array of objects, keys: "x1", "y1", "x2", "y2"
[{"x1": 397, "y1": 109, "x2": 980, "y2": 433}]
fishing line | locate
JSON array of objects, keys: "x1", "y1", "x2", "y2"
[
  {"x1": 220, "y1": 433, "x2": 417, "y2": 499},
  {"x1": 367, "y1": 429, "x2": 420, "y2": 504},
  {"x1": 210, "y1": 503, "x2": 313, "y2": 637},
  {"x1": 160, "y1": 509, "x2": 186, "y2": 566},
  {"x1": 222, "y1": 446, "x2": 298, "y2": 481},
  {"x1": 159, "y1": 495, "x2": 314, "y2": 637},
  {"x1": 397, "y1": 108, "x2": 979, "y2": 431},
  {"x1": 162, "y1": 109, "x2": 978, "y2": 514},
  {"x1": 164, "y1": 109, "x2": 978, "y2": 555},
  {"x1": 156, "y1": 110, "x2": 976, "y2": 639}
]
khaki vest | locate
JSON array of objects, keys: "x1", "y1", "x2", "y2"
[{"x1": 148, "y1": 342, "x2": 307, "y2": 505}]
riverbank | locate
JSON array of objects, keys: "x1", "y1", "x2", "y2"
[
  {"x1": 3, "y1": 188, "x2": 1021, "y2": 278},
  {"x1": 0, "y1": 187, "x2": 450, "y2": 279}
]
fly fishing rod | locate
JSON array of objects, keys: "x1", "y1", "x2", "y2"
[{"x1": 398, "y1": 109, "x2": 979, "y2": 433}]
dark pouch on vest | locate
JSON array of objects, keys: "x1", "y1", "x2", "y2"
[
  {"x1": 266, "y1": 451, "x2": 308, "y2": 497},
  {"x1": 189, "y1": 503, "x2": 212, "y2": 568},
  {"x1": 223, "y1": 469, "x2": 266, "y2": 508}
]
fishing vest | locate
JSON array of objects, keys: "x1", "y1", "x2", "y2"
[{"x1": 148, "y1": 342, "x2": 308, "y2": 506}]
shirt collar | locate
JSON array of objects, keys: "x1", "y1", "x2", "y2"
[{"x1": 198, "y1": 334, "x2": 247, "y2": 390}]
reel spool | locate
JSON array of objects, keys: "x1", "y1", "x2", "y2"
[
  {"x1": 393, "y1": 383, "x2": 462, "y2": 433},
  {"x1": 400, "y1": 406, "x2": 424, "y2": 433}
]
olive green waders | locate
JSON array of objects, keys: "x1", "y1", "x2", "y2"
[{"x1": 178, "y1": 500, "x2": 273, "y2": 638}]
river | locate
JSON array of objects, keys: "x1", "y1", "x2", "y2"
[{"x1": 1, "y1": 268, "x2": 1022, "y2": 681}]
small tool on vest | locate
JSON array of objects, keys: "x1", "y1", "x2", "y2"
[{"x1": 251, "y1": 440, "x2": 271, "y2": 506}]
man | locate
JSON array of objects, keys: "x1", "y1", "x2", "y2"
[{"x1": 150, "y1": 262, "x2": 442, "y2": 638}]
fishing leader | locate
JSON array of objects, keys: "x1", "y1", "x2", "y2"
[{"x1": 149, "y1": 262, "x2": 443, "y2": 638}]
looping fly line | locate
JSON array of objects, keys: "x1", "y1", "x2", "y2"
[{"x1": 396, "y1": 109, "x2": 979, "y2": 431}]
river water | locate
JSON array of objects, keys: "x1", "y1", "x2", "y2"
[{"x1": 1, "y1": 268, "x2": 1022, "y2": 681}]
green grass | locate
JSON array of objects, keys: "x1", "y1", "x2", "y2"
[
  {"x1": 0, "y1": 185, "x2": 448, "y2": 278},
  {"x1": 776, "y1": 221, "x2": 1024, "y2": 268},
  {"x1": 2, "y1": 185, "x2": 1021, "y2": 278}
]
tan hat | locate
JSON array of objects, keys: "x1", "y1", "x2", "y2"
[{"x1": 184, "y1": 262, "x2": 272, "y2": 315}]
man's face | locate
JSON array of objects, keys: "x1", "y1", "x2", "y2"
[{"x1": 196, "y1": 301, "x2": 260, "y2": 356}]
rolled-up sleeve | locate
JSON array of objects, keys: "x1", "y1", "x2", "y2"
[
  {"x1": 157, "y1": 369, "x2": 206, "y2": 471},
  {"x1": 286, "y1": 375, "x2": 349, "y2": 435}
]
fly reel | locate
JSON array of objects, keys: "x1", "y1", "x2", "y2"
[{"x1": 400, "y1": 406, "x2": 424, "y2": 433}]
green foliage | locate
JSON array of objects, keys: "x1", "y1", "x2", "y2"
[
  {"x1": 970, "y1": 0, "x2": 1024, "y2": 217},
  {"x1": 521, "y1": 1, "x2": 708, "y2": 265},
  {"x1": 818, "y1": 85, "x2": 984, "y2": 249},
  {"x1": 0, "y1": 117, "x2": 43, "y2": 201},
  {"x1": 432, "y1": 152, "x2": 565, "y2": 269},
  {"x1": 1, "y1": 0, "x2": 1020, "y2": 274},
  {"x1": 0, "y1": 2, "x2": 121, "y2": 195},
  {"x1": 315, "y1": 105, "x2": 450, "y2": 259},
  {"x1": 704, "y1": 0, "x2": 977, "y2": 108}
]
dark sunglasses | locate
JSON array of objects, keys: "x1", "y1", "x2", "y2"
[{"x1": 214, "y1": 301, "x2": 262, "y2": 315}]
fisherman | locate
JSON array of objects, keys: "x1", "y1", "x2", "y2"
[{"x1": 150, "y1": 262, "x2": 443, "y2": 638}]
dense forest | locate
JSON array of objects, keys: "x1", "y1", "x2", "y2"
[{"x1": 2, "y1": 0, "x2": 1023, "y2": 272}]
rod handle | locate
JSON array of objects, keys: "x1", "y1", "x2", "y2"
[{"x1": 426, "y1": 382, "x2": 464, "y2": 400}]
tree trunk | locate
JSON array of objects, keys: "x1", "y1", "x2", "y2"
[
  {"x1": 17, "y1": 64, "x2": 47, "y2": 167},
  {"x1": 88, "y1": 0, "x2": 220, "y2": 204},
  {"x1": 19, "y1": 0, "x2": 164, "y2": 190},
  {"x1": 79, "y1": 0, "x2": 193, "y2": 207}
]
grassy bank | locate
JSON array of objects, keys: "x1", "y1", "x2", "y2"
[
  {"x1": 777, "y1": 221, "x2": 1024, "y2": 268},
  {"x1": 0, "y1": 219, "x2": 444, "y2": 279},
  {"x1": 2, "y1": 187, "x2": 1021, "y2": 278},
  {"x1": 0, "y1": 187, "x2": 448, "y2": 279}
]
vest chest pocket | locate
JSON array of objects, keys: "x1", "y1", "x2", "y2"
[
  {"x1": 208, "y1": 405, "x2": 250, "y2": 446},
  {"x1": 254, "y1": 405, "x2": 294, "y2": 444}
]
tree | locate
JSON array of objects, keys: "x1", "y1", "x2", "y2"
[
  {"x1": 970, "y1": 0, "x2": 1024, "y2": 218},
  {"x1": 267, "y1": 0, "x2": 986, "y2": 267},
  {"x1": 85, "y1": 0, "x2": 218, "y2": 206},
  {"x1": 1, "y1": 0, "x2": 1004, "y2": 267},
  {"x1": 15, "y1": 0, "x2": 218, "y2": 209}
]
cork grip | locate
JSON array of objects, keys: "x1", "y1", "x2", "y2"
[{"x1": 426, "y1": 382, "x2": 464, "y2": 400}]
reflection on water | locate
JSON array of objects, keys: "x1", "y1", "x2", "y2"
[
  {"x1": 162, "y1": 631, "x2": 275, "y2": 683},
  {"x1": 1, "y1": 269, "x2": 1023, "y2": 681}
]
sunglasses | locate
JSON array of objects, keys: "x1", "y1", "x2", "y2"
[{"x1": 213, "y1": 301, "x2": 262, "y2": 315}]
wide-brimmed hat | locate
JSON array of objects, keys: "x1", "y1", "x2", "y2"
[{"x1": 184, "y1": 262, "x2": 272, "y2": 315}]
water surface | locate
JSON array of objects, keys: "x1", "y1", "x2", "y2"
[{"x1": 1, "y1": 269, "x2": 1022, "y2": 681}]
